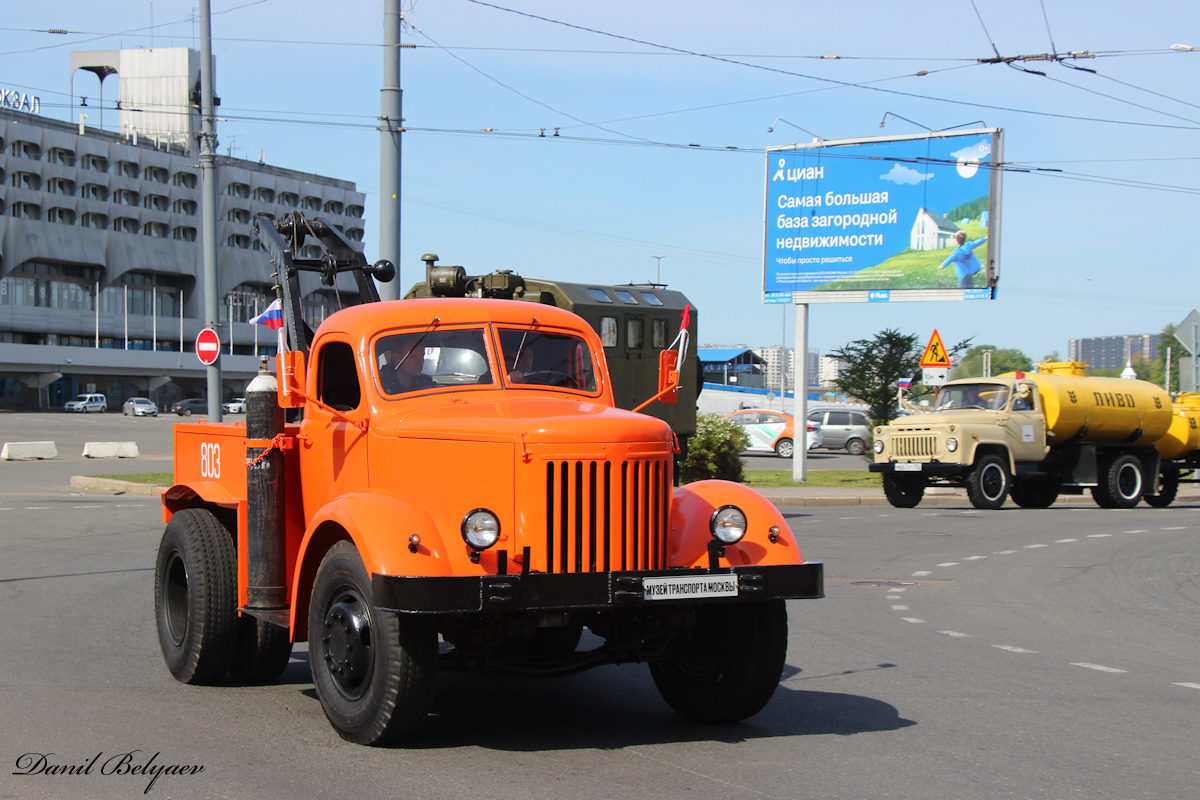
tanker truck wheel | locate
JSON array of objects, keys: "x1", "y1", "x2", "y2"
[
  {"x1": 154, "y1": 508, "x2": 238, "y2": 684},
  {"x1": 1092, "y1": 454, "x2": 1144, "y2": 509},
  {"x1": 882, "y1": 474, "x2": 924, "y2": 508},
  {"x1": 309, "y1": 541, "x2": 437, "y2": 745},
  {"x1": 1010, "y1": 476, "x2": 1060, "y2": 509},
  {"x1": 650, "y1": 600, "x2": 787, "y2": 723},
  {"x1": 1143, "y1": 466, "x2": 1180, "y2": 508},
  {"x1": 965, "y1": 454, "x2": 1010, "y2": 510}
]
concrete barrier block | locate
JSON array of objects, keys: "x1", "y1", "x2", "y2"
[
  {"x1": 1, "y1": 441, "x2": 58, "y2": 460},
  {"x1": 82, "y1": 441, "x2": 140, "y2": 459}
]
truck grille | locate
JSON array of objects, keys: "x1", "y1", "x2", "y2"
[
  {"x1": 892, "y1": 435, "x2": 938, "y2": 458},
  {"x1": 544, "y1": 458, "x2": 670, "y2": 573}
]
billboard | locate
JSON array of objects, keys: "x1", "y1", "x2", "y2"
[{"x1": 763, "y1": 129, "x2": 1003, "y2": 303}]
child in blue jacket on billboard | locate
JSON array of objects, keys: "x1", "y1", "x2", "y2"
[{"x1": 939, "y1": 231, "x2": 987, "y2": 288}]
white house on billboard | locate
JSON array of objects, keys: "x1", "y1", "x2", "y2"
[{"x1": 910, "y1": 208, "x2": 960, "y2": 251}]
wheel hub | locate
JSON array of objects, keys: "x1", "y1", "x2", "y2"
[{"x1": 322, "y1": 593, "x2": 373, "y2": 697}]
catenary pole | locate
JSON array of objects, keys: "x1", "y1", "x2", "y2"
[
  {"x1": 199, "y1": 0, "x2": 222, "y2": 421},
  {"x1": 377, "y1": 0, "x2": 403, "y2": 300}
]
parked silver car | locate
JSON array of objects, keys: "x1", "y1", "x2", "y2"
[
  {"x1": 122, "y1": 397, "x2": 158, "y2": 416},
  {"x1": 65, "y1": 393, "x2": 107, "y2": 413},
  {"x1": 806, "y1": 408, "x2": 872, "y2": 455}
]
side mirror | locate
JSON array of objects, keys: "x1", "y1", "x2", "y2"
[
  {"x1": 657, "y1": 349, "x2": 680, "y2": 405},
  {"x1": 276, "y1": 350, "x2": 306, "y2": 409}
]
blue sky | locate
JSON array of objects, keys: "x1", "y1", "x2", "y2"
[{"x1": 4, "y1": 0, "x2": 1199, "y2": 365}]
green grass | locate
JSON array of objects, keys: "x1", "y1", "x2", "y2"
[
  {"x1": 743, "y1": 470, "x2": 882, "y2": 489},
  {"x1": 89, "y1": 472, "x2": 172, "y2": 485},
  {"x1": 815, "y1": 221, "x2": 989, "y2": 292}
]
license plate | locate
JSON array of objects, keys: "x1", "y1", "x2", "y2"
[
  {"x1": 643, "y1": 574, "x2": 739, "y2": 601},
  {"x1": 894, "y1": 462, "x2": 922, "y2": 472}
]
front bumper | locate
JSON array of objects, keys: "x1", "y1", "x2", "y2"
[{"x1": 372, "y1": 562, "x2": 824, "y2": 615}]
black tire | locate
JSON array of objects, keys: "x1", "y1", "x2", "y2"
[
  {"x1": 1009, "y1": 476, "x2": 1060, "y2": 509},
  {"x1": 882, "y1": 473, "x2": 925, "y2": 508},
  {"x1": 308, "y1": 541, "x2": 437, "y2": 745},
  {"x1": 230, "y1": 616, "x2": 294, "y2": 683},
  {"x1": 774, "y1": 438, "x2": 795, "y2": 459},
  {"x1": 183, "y1": 408, "x2": 193, "y2": 417},
  {"x1": 154, "y1": 508, "x2": 238, "y2": 684},
  {"x1": 1091, "y1": 453, "x2": 1144, "y2": 509},
  {"x1": 650, "y1": 600, "x2": 788, "y2": 723},
  {"x1": 845, "y1": 438, "x2": 866, "y2": 456},
  {"x1": 965, "y1": 453, "x2": 1010, "y2": 510},
  {"x1": 1143, "y1": 466, "x2": 1180, "y2": 508}
]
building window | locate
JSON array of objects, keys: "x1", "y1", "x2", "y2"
[
  {"x1": 347, "y1": 204, "x2": 365, "y2": 218},
  {"x1": 279, "y1": 192, "x2": 300, "y2": 207},
  {"x1": 172, "y1": 226, "x2": 197, "y2": 241},
  {"x1": 47, "y1": 208, "x2": 76, "y2": 225},
  {"x1": 10, "y1": 141, "x2": 41, "y2": 160},
  {"x1": 10, "y1": 172, "x2": 41, "y2": 190},
  {"x1": 224, "y1": 284, "x2": 276, "y2": 323},
  {"x1": 0, "y1": 261, "x2": 100, "y2": 311},
  {"x1": 112, "y1": 161, "x2": 139, "y2": 179},
  {"x1": 224, "y1": 234, "x2": 251, "y2": 249},
  {"x1": 344, "y1": 227, "x2": 364, "y2": 242},
  {"x1": 143, "y1": 222, "x2": 169, "y2": 238},
  {"x1": 144, "y1": 166, "x2": 169, "y2": 184},
  {"x1": 46, "y1": 178, "x2": 76, "y2": 196},
  {"x1": 303, "y1": 289, "x2": 358, "y2": 329},
  {"x1": 112, "y1": 217, "x2": 139, "y2": 234},
  {"x1": 172, "y1": 172, "x2": 197, "y2": 188},
  {"x1": 113, "y1": 189, "x2": 140, "y2": 206},
  {"x1": 99, "y1": 271, "x2": 187, "y2": 317},
  {"x1": 9, "y1": 202, "x2": 41, "y2": 220},
  {"x1": 224, "y1": 208, "x2": 251, "y2": 224},
  {"x1": 224, "y1": 182, "x2": 250, "y2": 198},
  {"x1": 143, "y1": 194, "x2": 169, "y2": 211},
  {"x1": 253, "y1": 187, "x2": 275, "y2": 203},
  {"x1": 171, "y1": 199, "x2": 197, "y2": 215},
  {"x1": 323, "y1": 199, "x2": 344, "y2": 215},
  {"x1": 82, "y1": 184, "x2": 109, "y2": 201},
  {"x1": 80, "y1": 212, "x2": 109, "y2": 229},
  {"x1": 302, "y1": 196, "x2": 322, "y2": 211},
  {"x1": 46, "y1": 148, "x2": 76, "y2": 166},
  {"x1": 81, "y1": 155, "x2": 109, "y2": 173}
]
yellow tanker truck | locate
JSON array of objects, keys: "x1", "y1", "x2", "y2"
[{"x1": 869, "y1": 362, "x2": 1200, "y2": 509}]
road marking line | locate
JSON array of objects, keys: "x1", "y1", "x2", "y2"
[
  {"x1": 912, "y1": 571, "x2": 931, "y2": 576},
  {"x1": 1161, "y1": 526, "x2": 1188, "y2": 531},
  {"x1": 838, "y1": 517, "x2": 860, "y2": 520},
  {"x1": 890, "y1": 587, "x2": 908, "y2": 592},
  {"x1": 1024, "y1": 544, "x2": 1049, "y2": 549},
  {"x1": 1071, "y1": 662, "x2": 1127, "y2": 673},
  {"x1": 1173, "y1": 683, "x2": 1200, "y2": 690},
  {"x1": 901, "y1": 617, "x2": 925, "y2": 624},
  {"x1": 891, "y1": 605, "x2": 910, "y2": 611},
  {"x1": 995, "y1": 550, "x2": 1017, "y2": 555},
  {"x1": 1087, "y1": 534, "x2": 1113, "y2": 538},
  {"x1": 1055, "y1": 538, "x2": 1078, "y2": 543},
  {"x1": 964, "y1": 555, "x2": 987, "y2": 560},
  {"x1": 994, "y1": 645, "x2": 1038, "y2": 654},
  {"x1": 940, "y1": 630, "x2": 972, "y2": 637},
  {"x1": 23, "y1": 506, "x2": 52, "y2": 510},
  {"x1": 1124, "y1": 530, "x2": 1147, "y2": 534},
  {"x1": 937, "y1": 562, "x2": 960, "y2": 567}
]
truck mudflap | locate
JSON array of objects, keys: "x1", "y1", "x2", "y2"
[
  {"x1": 869, "y1": 462, "x2": 965, "y2": 477},
  {"x1": 372, "y1": 562, "x2": 823, "y2": 614}
]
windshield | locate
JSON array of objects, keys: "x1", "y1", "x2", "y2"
[
  {"x1": 498, "y1": 328, "x2": 597, "y2": 392},
  {"x1": 376, "y1": 327, "x2": 493, "y2": 395},
  {"x1": 935, "y1": 383, "x2": 1010, "y2": 411}
]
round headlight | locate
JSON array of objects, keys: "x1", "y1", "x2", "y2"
[
  {"x1": 461, "y1": 509, "x2": 500, "y2": 550},
  {"x1": 873, "y1": 439, "x2": 885, "y2": 454},
  {"x1": 946, "y1": 437, "x2": 958, "y2": 452},
  {"x1": 710, "y1": 505, "x2": 747, "y2": 545}
]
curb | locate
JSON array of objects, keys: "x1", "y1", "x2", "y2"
[{"x1": 69, "y1": 476, "x2": 165, "y2": 496}]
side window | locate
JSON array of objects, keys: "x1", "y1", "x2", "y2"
[
  {"x1": 851, "y1": 412, "x2": 869, "y2": 426},
  {"x1": 828, "y1": 412, "x2": 852, "y2": 426},
  {"x1": 626, "y1": 317, "x2": 644, "y2": 350},
  {"x1": 599, "y1": 316, "x2": 618, "y2": 347},
  {"x1": 651, "y1": 318, "x2": 667, "y2": 349},
  {"x1": 317, "y1": 341, "x2": 361, "y2": 411}
]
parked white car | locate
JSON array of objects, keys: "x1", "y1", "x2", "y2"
[
  {"x1": 222, "y1": 397, "x2": 246, "y2": 414},
  {"x1": 65, "y1": 393, "x2": 107, "y2": 413}
]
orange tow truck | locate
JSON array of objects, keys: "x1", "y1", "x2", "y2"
[{"x1": 154, "y1": 213, "x2": 823, "y2": 745}]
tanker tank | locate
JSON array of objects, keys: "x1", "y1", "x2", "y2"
[{"x1": 1156, "y1": 393, "x2": 1200, "y2": 460}]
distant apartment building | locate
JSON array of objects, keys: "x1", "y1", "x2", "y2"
[
  {"x1": 1068, "y1": 334, "x2": 1160, "y2": 372},
  {"x1": 818, "y1": 355, "x2": 844, "y2": 386},
  {"x1": 749, "y1": 345, "x2": 820, "y2": 391},
  {"x1": 0, "y1": 48, "x2": 366, "y2": 410}
]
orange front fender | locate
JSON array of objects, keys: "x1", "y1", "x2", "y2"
[{"x1": 670, "y1": 480, "x2": 804, "y2": 569}]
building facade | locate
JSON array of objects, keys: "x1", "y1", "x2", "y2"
[
  {"x1": 1068, "y1": 334, "x2": 1160, "y2": 373},
  {"x1": 0, "y1": 48, "x2": 367, "y2": 411}
]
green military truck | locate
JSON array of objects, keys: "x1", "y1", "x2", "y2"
[{"x1": 404, "y1": 255, "x2": 700, "y2": 454}]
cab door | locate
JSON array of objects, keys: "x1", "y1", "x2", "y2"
[
  {"x1": 1004, "y1": 382, "x2": 1048, "y2": 463},
  {"x1": 298, "y1": 338, "x2": 370, "y2": 519}
]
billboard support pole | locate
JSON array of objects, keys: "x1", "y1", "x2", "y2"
[{"x1": 793, "y1": 303, "x2": 808, "y2": 483}]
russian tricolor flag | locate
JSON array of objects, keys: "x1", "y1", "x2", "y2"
[
  {"x1": 897, "y1": 376, "x2": 913, "y2": 389},
  {"x1": 250, "y1": 299, "x2": 284, "y2": 330}
]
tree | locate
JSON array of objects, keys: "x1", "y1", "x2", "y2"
[
  {"x1": 953, "y1": 345, "x2": 1032, "y2": 379},
  {"x1": 830, "y1": 329, "x2": 921, "y2": 425},
  {"x1": 1136, "y1": 324, "x2": 1185, "y2": 391}
]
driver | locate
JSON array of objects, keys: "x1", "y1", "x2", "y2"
[
  {"x1": 380, "y1": 339, "x2": 434, "y2": 394},
  {"x1": 507, "y1": 347, "x2": 534, "y2": 383}
]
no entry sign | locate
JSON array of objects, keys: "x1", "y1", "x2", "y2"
[{"x1": 195, "y1": 327, "x2": 221, "y2": 366}]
